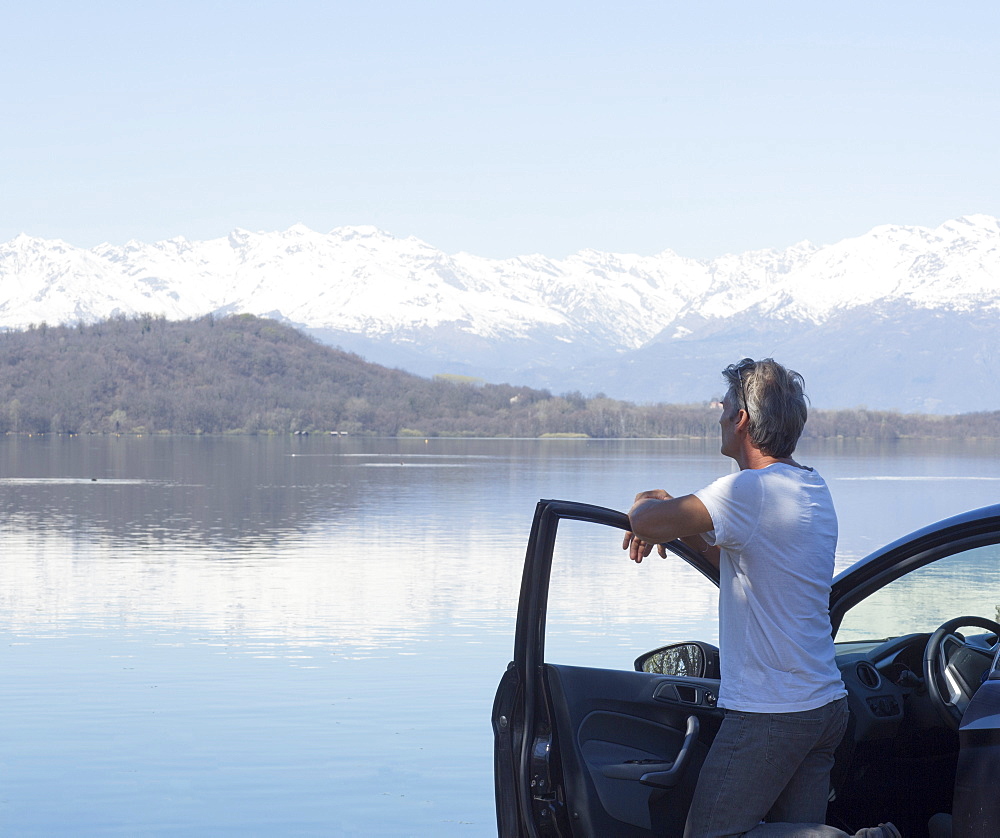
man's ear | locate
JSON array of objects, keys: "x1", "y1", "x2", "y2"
[{"x1": 734, "y1": 409, "x2": 751, "y2": 434}]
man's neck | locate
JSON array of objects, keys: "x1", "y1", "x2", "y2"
[{"x1": 735, "y1": 447, "x2": 803, "y2": 471}]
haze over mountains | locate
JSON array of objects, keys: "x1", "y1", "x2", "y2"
[{"x1": 2, "y1": 215, "x2": 998, "y2": 414}]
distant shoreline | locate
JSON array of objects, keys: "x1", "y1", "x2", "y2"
[{"x1": 5, "y1": 427, "x2": 1000, "y2": 442}]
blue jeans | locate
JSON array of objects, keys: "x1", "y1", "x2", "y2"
[{"x1": 683, "y1": 697, "x2": 851, "y2": 838}]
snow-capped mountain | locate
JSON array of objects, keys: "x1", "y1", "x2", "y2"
[{"x1": 1, "y1": 215, "x2": 998, "y2": 413}]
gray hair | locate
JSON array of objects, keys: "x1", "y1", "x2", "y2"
[{"x1": 722, "y1": 358, "x2": 808, "y2": 458}]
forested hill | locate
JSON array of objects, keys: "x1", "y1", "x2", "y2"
[
  {"x1": 0, "y1": 314, "x2": 997, "y2": 438},
  {"x1": 0, "y1": 314, "x2": 721, "y2": 436}
]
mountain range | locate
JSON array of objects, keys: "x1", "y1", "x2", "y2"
[{"x1": 2, "y1": 215, "x2": 998, "y2": 413}]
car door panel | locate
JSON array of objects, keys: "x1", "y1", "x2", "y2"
[{"x1": 545, "y1": 664, "x2": 722, "y2": 836}]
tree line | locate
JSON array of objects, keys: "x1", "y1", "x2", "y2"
[{"x1": 0, "y1": 314, "x2": 997, "y2": 438}]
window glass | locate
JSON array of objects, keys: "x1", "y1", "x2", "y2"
[
  {"x1": 836, "y1": 542, "x2": 1000, "y2": 642},
  {"x1": 543, "y1": 517, "x2": 718, "y2": 670}
]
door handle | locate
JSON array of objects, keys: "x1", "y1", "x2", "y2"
[
  {"x1": 598, "y1": 715, "x2": 700, "y2": 788},
  {"x1": 639, "y1": 715, "x2": 699, "y2": 789}
]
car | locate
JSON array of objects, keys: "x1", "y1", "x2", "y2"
[{"x1": 493, "y1": 499, "x2": 1000, "y2": 838}]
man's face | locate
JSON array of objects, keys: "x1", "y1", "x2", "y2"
[{"x1": 719, "y1": 390, "x2": 740, "y2": 459}]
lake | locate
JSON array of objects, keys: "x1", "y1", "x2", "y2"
[{"x1": 1, "y1": 434, "x2": 999, "y2": 836}]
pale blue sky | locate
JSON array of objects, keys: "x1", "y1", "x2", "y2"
[{"x1": 4, "y1": 1, "x2": 998, "y2": 258}]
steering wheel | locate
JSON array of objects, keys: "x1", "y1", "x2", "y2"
[{"x1": 923, "y1": 616, "x2": 1000, "y2": 730}]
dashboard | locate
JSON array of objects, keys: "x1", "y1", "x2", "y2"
[{"x1": 835, "y1": 629, "x2": 998, "y2": 741}]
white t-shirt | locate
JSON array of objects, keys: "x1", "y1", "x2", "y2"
[{"x1": 694, "y1": 463, "x2": 847, "y2": 713}]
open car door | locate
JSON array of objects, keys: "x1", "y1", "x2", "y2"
[{"x1": 493, "y1": 500, "x2": 722, "y2": 838}]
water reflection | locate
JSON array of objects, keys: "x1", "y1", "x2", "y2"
[
  {"x1": 1, "y1": 435, "x2": 997, "y2": 655},
  {"x1": 0, "y1": 435, "x2": 998, "y2": 836}
]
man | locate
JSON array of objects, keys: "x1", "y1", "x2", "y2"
[{"x1": 623, "y1": 359, "x2": 900, "y2": 838}]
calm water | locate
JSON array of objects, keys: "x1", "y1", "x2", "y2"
[{"x1": 1, "y1": 434, "x2": 999, "y2": 836}]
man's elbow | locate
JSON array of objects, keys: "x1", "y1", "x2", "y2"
[{"x1": 628, "y1": 500, "x2": 676, "y2": 544}]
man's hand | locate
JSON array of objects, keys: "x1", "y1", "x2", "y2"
[
  {"x1": 623, "y1": 489, "x2": 715, "y2": 565},
  {"x1": 622, "y1": 489, "x2": 672, "y2": 563},
  {"x1": 623, "y1": 533, "x2": 667, "y2": 563}
]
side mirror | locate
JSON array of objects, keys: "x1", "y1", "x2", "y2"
[{"x1": 634, "y1": 641, "x2": 720, "y2": 679}]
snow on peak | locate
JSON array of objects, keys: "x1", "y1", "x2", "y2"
[
  {"x1": 228, "y1": 229, "x2": 253, "y2": 248},
  {"x1": 942, "y1": 213, "x2": 1000, "y2": 233},
  {"x1": 327, "y1": 224, "x2": 393, "y2": 241},
  {"x1": 0, "y1": 215, "x2": 997, "y2": 348}
]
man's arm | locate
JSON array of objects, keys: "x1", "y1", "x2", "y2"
[{"x1": 623, "y1": 490, "x2": 719, "y2": 568}]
